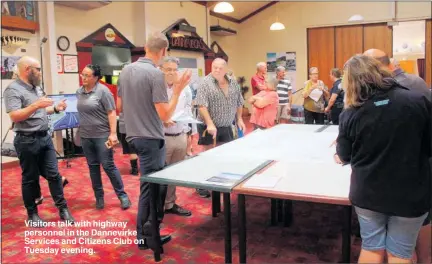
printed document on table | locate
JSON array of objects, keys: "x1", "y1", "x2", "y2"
[
  {"x1": 309, "y1": 89, "x2": 323, "y2": 102},
  {"x1": 243, "y1": 174, "x2": 281, "y2": 189},
  {"x1": 205, "y1": 172, "x2": 244, "y2": 186},
  {"x1": 171, "y1": 109, "x2": 202, "y2": 124}
]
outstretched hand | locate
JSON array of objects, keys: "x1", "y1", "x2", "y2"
[{"x1": 173, "y1": 69, "x2": 192, "y2": 95}]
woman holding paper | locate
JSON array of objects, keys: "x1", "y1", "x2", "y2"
[{"x1": 302, "y1": 67, "x2": 329, "y2": 124}]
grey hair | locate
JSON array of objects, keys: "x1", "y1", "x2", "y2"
[
  {"x1": 146, "y1": 32, "x2": 169, "y2": 53},
  {"x1": 276, "y1": 66, "x2": 285, "y2": 73},
  {"x1": 309, "y1": 67, "x2": 319, "y2": 74},
  {"x1": 256, "y1": 62, "x2": 266, "y2": 70},
  {"x1": 162, "y1": 56, "x2": 179, "y2": 66}
]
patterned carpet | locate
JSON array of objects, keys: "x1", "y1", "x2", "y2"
[{"x1": 1, "y1": 121, "x2": 361, "y2": 263}]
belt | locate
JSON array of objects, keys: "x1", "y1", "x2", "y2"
[
  {"x1": 164, "y1": 133, "x2": 182, "y2": 137},
  {"x1": 16, "y1": 131, "x2": 48, "y2": 137}
]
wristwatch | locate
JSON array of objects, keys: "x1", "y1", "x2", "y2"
[{"x1": 54, "y1": 106, "x2": 60, "y2": 114}]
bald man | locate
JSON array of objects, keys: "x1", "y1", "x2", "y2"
[
  {"x1": 251, "y1": 62, "x2": 267, "y2": 95},
  {"x1": 4, "y1": 56, "x2": 75, "y2": 226},
  {"x1": 364, "y1": 49, "x2": 431, "y2": 264},
  {"x1": 195, "y1": 58, "x2": 245, "y2": 199},
  {"x1": 364, "y1": 49, "x2": 431, "y2": 101}
]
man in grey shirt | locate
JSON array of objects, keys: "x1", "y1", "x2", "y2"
[
  {"x1": 118, "y1": 32, "x2": 191, "y2": 251},
  {"x1": 3, "y1": 56, "x2": 74, "y2": 226}
]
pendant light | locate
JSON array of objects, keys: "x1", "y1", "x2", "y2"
[
  {"x1": 270, "y1": 16, "x2": 285, "y2": 31},
  {"x1": 214, "y1": 2, "x2": 234, "y2": 13},
  {"x1": 348, "y1": 14, "x2": 364, "y2": 22}
]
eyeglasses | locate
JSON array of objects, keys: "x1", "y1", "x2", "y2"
[
  {"x1": 80, "y1": 74, "x2": 93, "y2": 79},
  {"x1": 161, "y1": 67, "x2": 178, "y2": 73}
]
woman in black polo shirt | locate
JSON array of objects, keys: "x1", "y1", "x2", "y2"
[
  {"x1": 336, "y1": 55, "x2": 431, "y2": 263},
  {"x1": 77, "y1": 64, "x2": 131, "y2": 210}
]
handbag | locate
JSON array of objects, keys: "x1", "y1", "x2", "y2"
[{"x1": 1, "y1": 126, "x2": 17, "y2": 157}]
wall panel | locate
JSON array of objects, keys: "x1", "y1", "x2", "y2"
[
  {"x1": 307, "y1": 27, "x2": 335, "y2": 88},
  {"x1": 363, "y1": 23, "x2": 393, "y2": 57},
  {"x1": 335, "y1": 25, "x2": 363, "y2": 69},
  {"x1": 425, "y1": 19, "x2": 431, "y2": 86}
]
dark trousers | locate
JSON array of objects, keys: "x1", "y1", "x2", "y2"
[
  {"x1": 14, "y1": 133, "x2": 67, "y2": 215},
  {"x1": 81, "y1": 137, "x2": 127, "y2": 199},
  {"x1": 130, "y1": 138, "x2": 167, "y2": 245},
  {"x1": 331, "y1": 108, "x2": 343, "y2": 125},
  {"x1": 304, "y1": 109, "x2": 325, "y2": 125}
]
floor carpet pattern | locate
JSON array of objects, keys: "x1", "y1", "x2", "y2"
[{"x1": 1, "y1": 122, "x2": 362, "y2": 263}]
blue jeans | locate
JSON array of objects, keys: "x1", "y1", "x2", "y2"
[
  {"x1": 130, "y1": 138, "x2": 167, "y2": 246},
  {"x1": 14, "y1": 132, "x2": 67, "y2": 214},
  {"x1": 355, "y1": 206, "x2": 428, "y2": 259},
  {"x1": 81, "y1": 137, "x2": 127, "y2": 199}
]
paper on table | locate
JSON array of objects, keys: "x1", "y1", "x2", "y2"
[
  {"x1": 309, "y1": 89, "x2": 323, "y2": 102},
  {"x1": 205, "y1": 172, "x2": 244, "y2": 186},
  {"x1": 243, "y1": 174, "x2": 281, "y2": 189}
]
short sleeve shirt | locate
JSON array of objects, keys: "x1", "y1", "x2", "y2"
[
  {"x1": 251, "y1": 74, "x2": 265, "y2": 95},
  {"x1": 77, "y1": 82, "x2": 116, "y2": 138},
  {"x1": 118, "y1": 57, "x2": 168, "y2": 141},
  {"x1": 3, "y1": 79, "x2": 49, "y2": 132},
  {"x1": 195, "y1": 74, "x2": 244, "y2": 127}
]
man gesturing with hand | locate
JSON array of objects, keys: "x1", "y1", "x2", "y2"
[
  {"x1": 4, "y1": 56, "x2": 74, "y2": 227},
  {"x1": 118, "y1": 32, "x2": 191, "y2": 252}
]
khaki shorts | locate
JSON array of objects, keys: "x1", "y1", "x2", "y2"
[{"x1": 277, "y1": 105, "x2": 290, "y2": 121}]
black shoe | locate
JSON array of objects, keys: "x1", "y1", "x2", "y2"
[
  {"x1": 165, "y1": 204, "x2": 192, "y2": 216},
  {"x1": 196, "y1": 188, "x2": 211, "y2": 198},
  {"x1": 130, "y1": 167, "x2": 139, "y2": 176},
  {"x1": 27, "y1": 213, "x2": 46, "y2": 228},
  {"x1": 138, "y1": 235, "x2": 172, "y2": 251},
  {"x1": 35, "y1": 196, "x2": 44, "y2": 205},
  {"x1": 96, "y1": 198, "x2": 104, "y2": 210},
  {"x1": 59, "y1": 208, "x2": 75, "y2": 224},
  {"x1": 119, "y1": 196, "x2": 131, "y2": 210}
]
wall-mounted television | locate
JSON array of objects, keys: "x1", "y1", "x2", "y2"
[
  {"x1": 48, "y1": 94, "x2": 80, "y2": 131},
  {"x1": 92, "y1": 46, "x2": 131, "y2": 76}
]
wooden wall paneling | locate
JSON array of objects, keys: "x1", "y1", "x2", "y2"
[
  {"x1": 335, "y1": 25, "x2": 363, "y2": 69},
  {"x1": 307, "y1": 27, "x2": 335, "y2": 88},
  {"x1": 425, "y1": 19, "x2": 431, "y2": 86},
  {"x1": 363, "y1": 23, "x2": 393, "y2": 57}
]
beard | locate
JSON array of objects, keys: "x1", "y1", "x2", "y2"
[{"x1": 28, "y1": 72, "x2": 41, "y2": 87}]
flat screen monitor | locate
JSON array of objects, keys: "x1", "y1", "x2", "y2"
[
  {"x1": 47, "y1": 94, "x2": 79, "y2": 131},
  {"x1": 92, "y1": 46, "x2": 131, "y2": 76}
]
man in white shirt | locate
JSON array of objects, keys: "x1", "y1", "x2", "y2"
[{"x1": 160, "y1": 57, "x2": 192, "y2": 216}]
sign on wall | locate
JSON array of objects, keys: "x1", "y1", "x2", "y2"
[
  {"x1": 63, "y1": 55, "x2": 78, "y2": 73},
  {"x1": 1, "y1": 56, "x2": 20, "y2": 79},
  {"x1": 169, "y1": 36, "x2": 209, "y2": 52},
  {"x1": 266, "y1": 51, "x2": 297, "y2": 92}
]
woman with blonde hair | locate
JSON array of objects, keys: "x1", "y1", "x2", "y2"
[
  {"x1": 302, "y1": 67, "x2": 329, "y2": 124},
  {"x1": 336, "y1": 55, "x2": 431, "y2": 264}
]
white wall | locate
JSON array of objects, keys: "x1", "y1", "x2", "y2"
[
  {"x1": 1, "y1": 29, "x2": 42, "y2": 143},
  {"x1": 54, "y1": 2, "x2": 137, "y2": 94}
]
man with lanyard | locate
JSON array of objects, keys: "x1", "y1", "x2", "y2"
[
  {"x1": 118, "y1": 32, "x2": 191, "y2": 251},
  {"x1": 4, "y1": 56, "x2": 74, "y2": 226},
  {"x1": 159, "y1": 56, "x2": 192, "y2": 217}
]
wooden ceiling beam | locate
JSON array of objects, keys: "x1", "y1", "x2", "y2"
[
  {"x1": 209, "y1": 10, "x2": 241, "y2": 24},
  {"x1": 239, "y1": 1, "x2": 279, "y2": 23}
]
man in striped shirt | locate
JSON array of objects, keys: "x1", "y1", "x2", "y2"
[{"x1": 275, "y1": 66, "x2": 292, "y2": 123}]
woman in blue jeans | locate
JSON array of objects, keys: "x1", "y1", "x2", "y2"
[
  {"x1": 77, "y1": 64, "x2": 131, "y2": 210},
  {"x1": 335, "y1": 55, "x2": 431, "y2": 263}
]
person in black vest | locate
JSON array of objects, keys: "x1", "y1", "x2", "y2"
[{"x1": 324, "y1": 68, "x2": 344, "y2": 125}]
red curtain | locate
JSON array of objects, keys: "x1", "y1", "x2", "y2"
[{"x1": 417, "y1": 58, "x2": 425, "y2": 80}]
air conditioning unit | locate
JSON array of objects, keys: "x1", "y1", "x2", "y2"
[
  {"x1": 54, "y1": 1, "x2": 111, "y2": 10},
  {"x1": 210, "y1": 25, "x2": 237, "y2": 36}
]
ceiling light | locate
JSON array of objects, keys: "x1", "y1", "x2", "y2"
[
  {"x1": 270, "y1": 22, "x2": 285, "y2": 31},
  {"x1": 348, "y1": 14, "x2": 364, "y2": 22},
  {"x1": 214, "y1": 2, "x2": 234, "y2": 13}
]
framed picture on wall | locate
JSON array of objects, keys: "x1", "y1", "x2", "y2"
[
  {"x1": 63, "y1": 54, "x2": 78, "y2": 73},
  {"x1": 56, "y1": 54, "x2": 63, "y2": 74}
]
